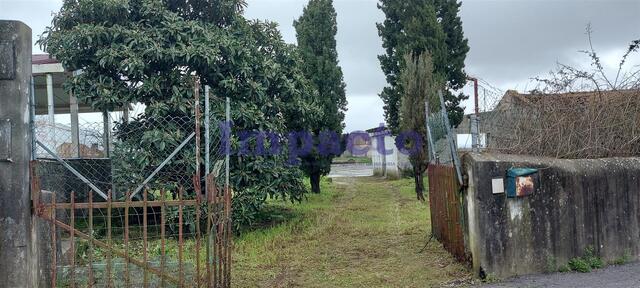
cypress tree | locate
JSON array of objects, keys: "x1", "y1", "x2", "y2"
[
  {"x1": 294, "y1": 0, "x2": 347, "y2": 193},
  {"x1": 377, "y1": 0, "x2": 469, "y2": 132}
]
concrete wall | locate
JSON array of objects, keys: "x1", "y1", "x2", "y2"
[
  {"x1": 383, "y1": 135, "x2": 400, "y2": 179},
  {"x1": 0, "y1": 20, "x2": 38, "y2": 287},
  {"x1": 462, "y1": 153, "x2": 640, "y2": 278},
  {"x1": 368, "y1": 133, "x2": 412, "y2": 179},
  {"x1": 370, "y1": 135, "x2": 385, "y2": 176}
]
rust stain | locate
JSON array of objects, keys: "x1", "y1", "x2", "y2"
[
  {"x1": 516, "y1": 176, "x2": 535, "y2": 196},
  {"x1": 428, "y1": 164, "x2": 468, "y2": 263}
]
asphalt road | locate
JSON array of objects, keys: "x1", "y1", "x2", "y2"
[
  {"x1": 482, "y1": 262, "x2": 640, "y2": 288},
  {"x1": 328, "y1": 163, "x2": 374, "y2": 178}
]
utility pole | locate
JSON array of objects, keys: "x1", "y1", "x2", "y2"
[{"x1": 467, "y1": 77, "x2": 480, "y2": 152}]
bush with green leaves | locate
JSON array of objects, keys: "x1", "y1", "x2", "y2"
[
  {"x1": 566, "y1": 246, "x2": 604, "y2": 273},
  {"x1": 558, "y1": 264, "x2": 571, "y2": 273},
  {"x1": 568, "y1": 257, "x2": 591, "y2": 273},
  {"x1": 613, "y1": 249, "x2": 632, "y2": 265},
  {"x1": 40, "y1": 0, "x2": 321, "y2": 229},
  {"x1": 583, "y1": 246, "x2": 604, "y2": 269}
]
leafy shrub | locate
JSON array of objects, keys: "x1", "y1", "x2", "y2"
[
  {"x1": 583, "y1": 246, "x2": 604, "y2": 269},
  {"x1": 545, "y1": 255, "x2": 557, "y2": 273},
  {"x1": 558, "y1": 264, "x2": 571, "y2": 273},
  {"x1": 568, "y1": 257, "x2": 591, "y2": 273},
  {"x1": 613, "y1": 249, "x2": 632, "y2": 265},
  {"x1": 566, "y1": 246, "x2": 605, "y2": 273},
  {"x1": 588, "y1": 256, "x2": 604, "y2": 269}
]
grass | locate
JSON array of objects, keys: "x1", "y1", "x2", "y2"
[{"x1": 232, "y1": 176, "x2": 471, "y2": 287}]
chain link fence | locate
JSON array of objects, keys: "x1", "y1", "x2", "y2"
[
  {"x1": 426, "y1": 91, "x2": 462, "y2": 183},
  {"x1": 33, "y1": 83, "x2": 232, "y2": 287}
]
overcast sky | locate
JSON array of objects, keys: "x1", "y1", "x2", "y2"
[{"x1": 2, "y1": 0, "x2": 639, "y2": 132}]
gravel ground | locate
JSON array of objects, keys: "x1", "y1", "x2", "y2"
[{"x1": 482, "y1": 262, "x2": 640, "y2": 288}]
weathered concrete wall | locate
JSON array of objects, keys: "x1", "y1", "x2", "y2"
[
  {"x1": 369, "y1": 135, "x2": 385, "y2": 176},
  {"x1": 383, "y1": 135, "x2": 401, "y2": 179},
  {"x1": 462, "y1": 153, "x2": 640, "y2": 278},
  {"x1": 0, "y1": 20, "x2": 37, "y2": 287},
  {"x1": 368, "y1": 133, "x2": 413, "y2": 179}
]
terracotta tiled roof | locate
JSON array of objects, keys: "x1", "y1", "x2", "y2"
[
  {"x1": 497, "y1": 89, "x2": 640, "y2": 110},
  {"x1": 32, "y1": 54, "x2": 59, "y2": 65}
]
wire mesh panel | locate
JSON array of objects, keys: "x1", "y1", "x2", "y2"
[
  {"x1": 31, "y1": 82, "x2": 232, "y2": 287},
  {"x1": 427, "y1": 106, "x2": 449, "y2": 162},
  {"x1": 425, "y1": 91, "x2": 462, "y2": 183}
]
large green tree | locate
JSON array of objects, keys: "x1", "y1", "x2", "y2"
[
  {"x1": 399, "y1": 52, "x2": 441, "y2": 200},
  {"x1": 377, "y1": 0, "x2": 469, "y2": 132},
  {"x1": 294, "y1": 0, "x2": 347, "y2": 193},
  {"x1": 40, "y1": 0, "x2": 319, "y2": 228}
]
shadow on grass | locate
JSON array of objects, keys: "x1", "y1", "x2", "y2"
[{"x1": 235, "y1": 204, "x2": 302, "y2": 235}]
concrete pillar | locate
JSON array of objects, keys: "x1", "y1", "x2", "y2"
[
  {"x1": 103, "y1": 111, "x2": 110, "y2": 157},
  {"x1": 123, "y1": 103, "x2": 130, "y2": 123},
  {"x1": 46, "y1": 73, "x2": 55, "y2": 126},
  {"x1": 0, "y1": 20, "x2": 37, "y2": 288},
  {"x1": 470, "y1": 114, "x2": 480, "y2": 152},
  {"x1": 70, "y1": 91, "x2": 80, "y2": 158}
]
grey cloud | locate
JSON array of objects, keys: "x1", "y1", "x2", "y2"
[
  {"x1": 0, "y1": 0, "x2": 63, "y2": 53},
  {"x1": 461, "y1": 0, "x2": 640, "y2": 87},
  {"x1": 245, "y1": 0, "x2": 386, "y2": 96}
]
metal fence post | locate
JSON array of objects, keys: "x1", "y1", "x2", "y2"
[
  {"x1": 102, "y1": 111, "x2": 110, "y2": 157},
  {"x1": 30, "y1": 76, "x2": 36, "y2": 160},
  {"x1": 225, "y1": 97, "x2": 230, "y2": 190},
  {"x1": 205, "y1": 85, "x2": 211, "y2": 175},
  {"x1": 424, "y1": 100, "x2": 437, "y2": 162},
  {"x1": 438, "y1": 90, "x2": 463, "y2": 185}
]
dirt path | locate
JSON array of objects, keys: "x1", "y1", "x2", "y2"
[
  {"x1": 481, "y1": 262, "x2": 640, "y2": 288},
  {"x1": 232, "y1": 177, "x2": 471, "y2": 287}
]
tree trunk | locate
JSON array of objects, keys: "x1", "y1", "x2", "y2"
[
  {"x1": 414, "y1": 167, "x2": 425, "y2": 201},
  {"x1": 310, "y1": 172, "x2": 321, "y2": 194}
]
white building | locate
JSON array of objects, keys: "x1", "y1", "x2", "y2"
[
  {"x1": 32, "y1": 54, "x2": 128, "y2": 159},
  {"x1": 367, "y1": 126, "x2": 412, "y2": 180}
]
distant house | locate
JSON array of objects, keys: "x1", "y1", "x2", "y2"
[
  {"x1": 341, "y1": 134, "x2": 371, "y2": 157},
  {"x1": 494, "y1": 89, "x2": 640, "y2": 110},
  {"x1": 32, "y1": 54, "x2": 128, "y2": 159},
  {"x1": 366, "y1": 125, "x2": 412, "y2": 179},
  {"x1": 456, "y1": 89, "x2": 640, "y2": 157}
]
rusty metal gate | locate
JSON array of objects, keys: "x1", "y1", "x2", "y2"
[
  {"x1": 30, "y1": 79, "x2": 232, "y2": 287},
  {"x1": 32, "y1": 170, "x2": 232, "y2": 287},
  {"x1": 428, "y1": 164, "x2": 466, "y2": 262}
]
